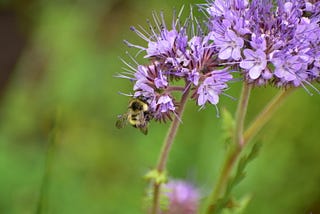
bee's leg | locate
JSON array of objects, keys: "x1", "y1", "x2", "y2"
[{"x1": 139, "y1": 126, "x2": 148, "y2": 135}]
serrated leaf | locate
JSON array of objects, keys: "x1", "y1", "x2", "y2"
[
  {"x1": 229, "y1": 142, "x2": 261, "y2": 191},
  {"x1": 247, "y1": 142, "x2": 262, "y2": 162}
]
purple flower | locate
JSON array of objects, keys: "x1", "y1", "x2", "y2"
[
  {"x1": 157, "y1": 95, "x2": 175, "y2": 113},
  {"x1": 146, "y1": 29, "x2": 180, "y2": 58},
  {"x1": 125, "y1": 11, "x2": 188, "y2": 61},
  {"x1": 197, "y1": 80, "x2": 219, "y2": 106},
  {"x1": 240, "y1": 49, "x2": 267, "y2": 80},
  {"x1": 188, "y1": 36, "x2": 206, "y2": 60},
  {"x1": 162, "y1": 180, "x2": 199, "y2": 214},
  {"x1": 206, "y1": 0, "x2": 226, "y2": 17},
  {"x1": 250, "y1": 34, "x2": 266, "y2": 51},
  {"x1": 273, "y1": 57, "x2": 299, "y2": 82},
  {"x1": 186, "y1": 35, "x2": 218, "y2": 76},
  {"x1": 195, "y1": 69, "x2": 233, "y2": 107},
  {"x1": 154, "y1": 71, "x2": 168, "y2": 89},
  {"x1": 215, "y1": 29, "x2": 244, "y2": 60},
  {"x1": 187, "y1": 69, "x2": 200, "y2": 86},
  {"x1": 133, "y1": 64, "x2": 160, "y2": 92}
]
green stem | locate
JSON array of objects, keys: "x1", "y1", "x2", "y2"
[
  {"x1": 243, "y1": 88, "x2": 295, "y2": 144},
  {"x1": 151, "y1": 85, "x2": 191, "y2": 214},
  {"x1": 234, "y1": 83, "x2": 252, "y2": 147},
  {"x1": 205, "y1": 83, "x2": 251, "y2": 214}
]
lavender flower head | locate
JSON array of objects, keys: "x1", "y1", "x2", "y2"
[
  {"x1": 119, "y1": 8, "x2": 233, "y2": 122},
  {"x1": 202, "y1": 0, "x2": 320, "y2": 90},
  {"x1": 162, "y1": 180, "x2": 199, "y2": 214}
]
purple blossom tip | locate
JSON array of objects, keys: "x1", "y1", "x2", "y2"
[{"x1": 129, "y1": 26, "x2": 136, "y2": 31}]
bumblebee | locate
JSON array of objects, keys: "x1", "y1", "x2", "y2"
[{"x1": 116, "y1": 97, "x2": 152, "y2": 135}]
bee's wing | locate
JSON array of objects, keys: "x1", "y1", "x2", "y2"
[{"x1": 115, "y1": 114, "x2": 128, "y2": 129}]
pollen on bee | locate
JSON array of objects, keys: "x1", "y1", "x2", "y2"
[{"x1": 142, "y1": 104, "x2": 149, "y2": 111}]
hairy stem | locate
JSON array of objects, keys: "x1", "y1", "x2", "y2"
[
  {"x1": 244, "y1": 88, "x2": 295, "y2": 144},
  {"x1": 151, "y1": 84, "x2": 191, "y2": 214},
  {"x1": 205, "y1": 83, "x2": 251, "y2": 214}
]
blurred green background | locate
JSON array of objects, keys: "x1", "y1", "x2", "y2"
[{"x1": 0, "y1": 0, "x2": 319, "y2": 213}]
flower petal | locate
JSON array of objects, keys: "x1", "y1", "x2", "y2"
[
  {"x1": 207, "y1": 89, "x2": 219, "y2": 105},
  {"x1": 232, "y1": 47, "x2": 242, "y2": 60},
  {"x1": 239, "y1": 60, "x2": 254, "y2": 69},
  {"x1": 249, "y1": 66, "x2": 262, "y2": 79},
  {"x1": 218, "y1": 46, "x2": 232, "y2": 59}
]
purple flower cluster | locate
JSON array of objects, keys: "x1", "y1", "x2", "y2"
[
  {"x1": 162, "y1": 180, "x2": 199, "y2": 214},
  {"x1": 118, "y1": 1, "x2": 320, "y2": 123},
  {"x1": 121, "y1": 9, "x2": 233, "y2": 121},
  {"x1": 203, "y1": 0, "x2": 320, "y2": 88}
]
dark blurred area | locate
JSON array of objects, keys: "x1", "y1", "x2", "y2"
[
  {"x1": 0, "y1": 0, "x2": 319, "y2": 214},
  {"x1": 0, "y1": 1, "x2": 31, "y2": 99}
]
